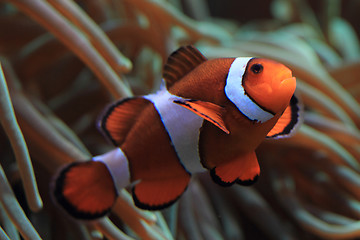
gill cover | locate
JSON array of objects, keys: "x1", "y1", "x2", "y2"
[
  {"x1": 225, "y1": 57, "x2": 274, "y2": 123},
  {"x1": 225, "y1": 58, "x2": 296, "y2": 122}
]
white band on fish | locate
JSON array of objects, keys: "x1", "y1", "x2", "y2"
[
  {"x1": 145, "y1": 90, "x2": 206, "y2": 173},
  {"x1": 93, "y1": 148, "x2": 131, "y2": 192},
  {"x1": 225, "y1": 57, "x2": 274, "y2": 123}
]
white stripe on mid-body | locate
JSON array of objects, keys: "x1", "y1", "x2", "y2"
[
  {"x1": 225, "y1": 57, "x2": 274, "y2": 123},
  {"x1": 145, "y1": 90, "x2": 206, "y2": 173},
  {"x1": 93, "y1": 148, "x2": 131, "y2": 193}
]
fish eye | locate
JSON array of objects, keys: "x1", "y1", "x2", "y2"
[{"x1": 250, "y1": 64, "x2": 263, "y2": 74}]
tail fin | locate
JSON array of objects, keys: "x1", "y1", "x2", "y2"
[{"x1": 52, "y1": 161, "x2": 117, "y2": 220}]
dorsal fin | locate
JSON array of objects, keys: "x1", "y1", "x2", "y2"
[
  {"x1": 98, "y1": 97, "x2": 150, "y2": 146},
  {"x1": 163, "y1": 45, "x2": 207, "y2": 88}
]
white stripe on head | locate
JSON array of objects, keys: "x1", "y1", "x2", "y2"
[
  {"x1": 225, "y1": 57, "x2": 274, "y2": 123},
  {"x1": 145, "y1": 90, "x2": 206, "y2": 173},
  {"x1": 93, "y1": 148, "x2": 131, "y2": 192}
]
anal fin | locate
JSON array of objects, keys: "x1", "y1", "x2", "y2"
[
  {"x1": 210, "y1": 152, "x2": 260, "y2": 187},
  {"x1": 132, "y1": 175, "x2": 190, "y2": 210}
]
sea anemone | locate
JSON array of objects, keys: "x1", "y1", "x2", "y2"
[{"x1": 1, "y1": 0, "x2": 360, "y2": 239}]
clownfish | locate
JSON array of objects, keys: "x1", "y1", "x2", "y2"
[{"x1": 52, "y1": 45, "x2": 302, "y2": 220}]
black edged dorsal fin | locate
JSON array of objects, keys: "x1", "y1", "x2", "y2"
[
  {"x1": 98, "y1": 97, "x2": 150, "y2": 146},
  {"x1": 163, "y1": 45, "x2": 207, "y2": 88}
]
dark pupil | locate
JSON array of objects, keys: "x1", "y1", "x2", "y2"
[{"x1": 251, "y1": 64, "x2": 263, "y2": 74}]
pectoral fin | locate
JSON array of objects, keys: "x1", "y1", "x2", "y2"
[
  {"x1": 267, "y1": 94, "x2": 303, "y2": 139},
  {"x1": 173, "y1": 99, "x2": 229, "y2": 134},
  {"x1": 210, "y1": 151, "x2": 260, "y2": 187}
]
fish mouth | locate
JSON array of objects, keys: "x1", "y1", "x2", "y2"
[
  {"x1": 255, "y1": 77, "x2": 296, "y2": 95},
  {"x1": 242, "y1": 61, "x2": 297, "y2": 115},
  {"x1": 279, "y1": 77, "x2": 296, "y2": 92},
  {"x1": 269, "y1": 76, "x2": 296, "y2": 112},
  {"x1": 250, "y1": 76, "x2": 296, "y2": 114},
  {"x1": 281, "y1": 76, "x2": 296, "y2": 84}
]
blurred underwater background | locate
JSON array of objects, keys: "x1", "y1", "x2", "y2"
[{"x1": 1, "y1": 0, "x2": 360, "y2": 239}]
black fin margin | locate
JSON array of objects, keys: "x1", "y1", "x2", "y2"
[
  {"x1": 210, "y1": 168, "x2": 259, "y2": 187},
  {"x1": 236, "y1": 175, "x2": 259, "y2": 186},
  {"x1": 131, "y1": 186, "x2": 185, "y2": 211},
  {"x1": 267, "y1": 94, "x2": 303, "y2": 139},
  {"x1": 210, "y1": 168, "x2": 236, "y2": 187},
  {"x1": 97, "y1": 98, "x2": 129, "y2": 146},
  {"x1": 163, "y1": 45, "x2": 207, "y2": 88},
  {"x1": 283, "y1": 94, "x2": 302, "y2": 135},
  {"x1": 52, "y1": 162, "x2": 112, "y2": 220},
  {"x1": 97, "y1": 97, "x2": 150, "y2": 146}
]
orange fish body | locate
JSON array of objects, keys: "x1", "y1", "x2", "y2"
[{"x1": 53, "y1": 46, "x2": 302, "y2": 219}]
